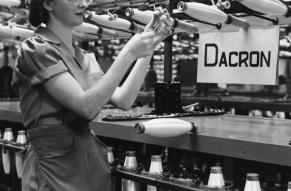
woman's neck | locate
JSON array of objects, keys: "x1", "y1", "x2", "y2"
[{"x1": 47, "y1": 19, "x2": 75, "y2": 55}]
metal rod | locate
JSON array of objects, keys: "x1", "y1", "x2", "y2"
[
  {"x1": 194, "y1": 19, "x2": 222, "y2": 29},
  {"x1": 174, "y1": 13, "x2": 221, "y2": 29},
  {"x1": 164, "y1": 1, "x2": 173, "y2": 83},
  {"x1": 0, "y1": 140, "x2": 26, "y2": 151},
  {"x1": 247, "y1": 12, "x2": 279, "y2": 25}
]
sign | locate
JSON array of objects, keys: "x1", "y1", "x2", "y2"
[{"x1": 197, "y1": 26, "x2": 280, "y2": 85}]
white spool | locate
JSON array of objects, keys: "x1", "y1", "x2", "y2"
[
  {"x1": 238, "y1": 0, "x2": 288, "y2": 16},
  {"x1": 74, "y1": 22, "x2": 101, "y2": 35},
  {"x1": 125, "y1": 8, "x2": 154, "y2": 24},
  {"x1": 15, "y1": 130, "x2": 27, "y2": 178},
  {"x1": 2, "y1": 128, "x2": 14, "y2": 175},
  {"x1": 0, "y1": 24, "x2": 34, "y2": 40},
  {"x1": 177, "y1": 2, "x2": 228, "y2": 23},
  {"x1": 84, "y1": 11, "x2": 132, "y2": 32},
  {"x1": 135, "y1": 118, "x2": 195, "y2": 137},
  {"x1": 244, "y1": 173, "x2": 261, "y2": 191},
  {"x1": 207, "y1": 166, "x2": 225, "y2": 188},
  {"x1": 126, "y1": 8, "x2": 198, "y2": 33},
  {"x1": 0, "y1": 0, "x2": 21, "y2": 7}
]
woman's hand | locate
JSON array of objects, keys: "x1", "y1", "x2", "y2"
[
  {"x1": 124, "y1": 9, "x2": 174, "y2": 60},
  {"x1": 145, "y1": 9, "x2": 173, "y2": 36}
]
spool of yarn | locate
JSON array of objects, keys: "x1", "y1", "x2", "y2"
[
  {"x1": 0, "y1": 0, "x2": 21, "y2": 7},
  {"x1": 207, "y1": 166, "x2": 225, "y2": 188},
  {"x1": 135, "y1": 118, "x2": 195, "y2": 137},
  {"x1": 2, "y1": 128, "x2": 14, "y2": 174},
  {"x1": 122, "y1": 151, "x2": 139, "y2": 191},
  {"x1": 244, "y1": 173, "x2": 261, "y2": 191},
  {"x1": 177, "y1": 1, "x2": 249, "y2": 28},
  {"x1": 15, "y1": 130, "x2": 27, "y2": 178},
  {"x1": 236, "y1": 0, "x2": 290, "y2": 16}
]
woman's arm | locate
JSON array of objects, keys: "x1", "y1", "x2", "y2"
[
  {"x1": 109, "y1": 12, "x2": 173, "y2": 110},
  {"x1": 43, "y1": 31, "x2": 168, "y2": 121},
  {"x1": 110, "y1": 55, "x2": 153, "y2": 110},
  {"x1": 43, "y1": 47, "x2": 135, "y2": 120},
  {"x1": 43, "y1": 14, "x2": 172, "y2": 120}
]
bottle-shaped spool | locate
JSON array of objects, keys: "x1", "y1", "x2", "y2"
[
  {"x1": 149, "y1": 155, "x2": 163, "y2": 174},
  {"x1": 207, "y1": 166, "x2": 225, "y2": 188},
  {"x1": 244, "y1": 173, "x2": 261, "y2": 191},
  {"x1": 2, "y1": 128, "x2": 14, "y2": 174},
  {"x1": 122, "y1": 151, "x2": 139, "y2": 191},
  {"x1": 287, "y1": 181, "x2": 291, "y2": 191},
  {"x1": 147, "y1": 155, "x2": 163, "y2": 191},
  {"x1": 16, "y1": 130, "x2": 27, "y2": 145},
  {"x1": 15, "y1": 130, "x2": 27, "y2": 178},
  {"x1": 107, "y1": 147, "x2": 114, "y2": 165},
  {"x1": 123, "y1": 151, "x2": 137, "y2": 170}
]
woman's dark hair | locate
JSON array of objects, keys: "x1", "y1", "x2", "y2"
[{"x1": 28, "y1": 0, "x2": 49, "y2": 27}]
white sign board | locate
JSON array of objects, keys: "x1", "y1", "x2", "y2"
[{"x1": 197, "y1": 26, "x2": 280, "y2": 85}]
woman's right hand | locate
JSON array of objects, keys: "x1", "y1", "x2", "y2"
[{"x1": 124, "y1": 10, "x2": 173, "y2": 60}]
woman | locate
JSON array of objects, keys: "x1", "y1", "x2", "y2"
[{"x1": 11, "y1": 0, "x2": 172, "y2": 190}]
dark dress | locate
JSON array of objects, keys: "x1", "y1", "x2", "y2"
[{"x1": 11, "y1": 26, "x2": 111, "y2": 191}]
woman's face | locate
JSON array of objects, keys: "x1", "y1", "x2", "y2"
[{"x1": 49, "y1": 0, "x2": 89, "y2": 27}]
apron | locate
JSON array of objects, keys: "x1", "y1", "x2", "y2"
[{"x1": 22, "y1": 124, "x2": 111, "y2": 191}]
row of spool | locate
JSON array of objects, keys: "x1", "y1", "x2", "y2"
[
  {"x1": 108, "y1": 149, "x2": 287, "y2": 191},
  {"x1": 1, "y1": 128, "x2": 291, "y2": 191},
  {"x1": 0, "y1": 130, "x2": 267, "y2": 191},
  {"x1": 0, "y1": 128, "x2": 26, "y2": 179},
  {"x1": 3, "y1": 0, "x2": 291, "y2": 42}
]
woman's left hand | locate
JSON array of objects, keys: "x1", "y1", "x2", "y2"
[
  {"x1": 121, "y1": 10, "x2": 174, "y2": 60},
  {"x1": 144, "y1": 9, "x2": 174, "y2": 39}
]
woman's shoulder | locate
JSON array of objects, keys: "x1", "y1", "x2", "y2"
[
  {"x1": 19, "y1": 36, "x2": 61, "y2": 60},
  {"x1": 20, "y1": 36, "x2": 51, "y2": 52},
  {"x1": 15, "y1": 36, "x2": 68, "y2": 86}
]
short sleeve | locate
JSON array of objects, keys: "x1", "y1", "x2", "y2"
[{"x1": 15, "y1": 37, "x2": 68, "y2": 86}]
